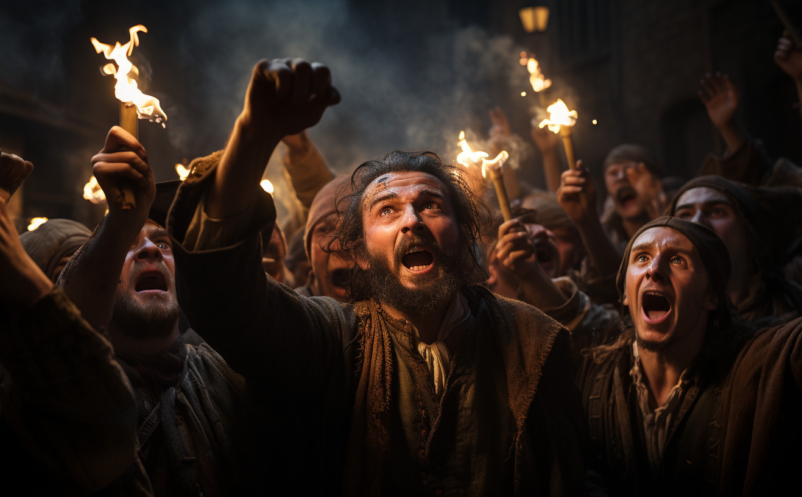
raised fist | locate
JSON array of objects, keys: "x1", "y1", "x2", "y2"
[
  {"x1": 91, "y1": 126, "x2": 155, "y2": 220},
  {"x1": 0, "y1": 150, "x2": 34, "y2": 202},
  {"x1": 0, "y1": 197, "x2": 52, "y2": 307},
  {"x1": 240, "y1": 58, "x2": 341, "y2": 141}
]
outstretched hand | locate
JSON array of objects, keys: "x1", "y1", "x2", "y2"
[
  {"x1": 775, "y1": 31, "x2": 802, "y2": 82},
  {"x1": 557, "y1": 160, "x2": 597, "y2": 224},
  {"x1": 0, "y1": 197, "x2": 53, "y2": 307},
  {"x1": 495, "y1": 218, "x2": 541, "y2": 279},
  {"x1": 699, "y1": 72, "x2": 740, "y2": 129},
  {"x1": 91, "y1": 127, "x2": 155, "y2": 222},
  {"x1": 0, "y1": 150, "x2": 34, "y2": 202},
  {"x1": 240, "y1": 58, "x2": 341, "y2": 141},
  {"x1": 488, "y1": 107, "x2": 512, "y2": 155}
]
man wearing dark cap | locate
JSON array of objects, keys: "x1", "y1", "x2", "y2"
[
  {"x1": 58, "y1": 127, "x2": 272, "y2": 495},
  {"x1": 20, "y1": 218, "x2": 92, "y2": 282},
  {"x1": 578, "y1": 216, "x2": 802, "y2": 496},
  {"x1": 295, "y1": 174, "x2": 354, "y2": 301},
  {"x1": 601, "y1": 144, "x2": 665, "y2": 247},
  {"x1": 669, "y1": 175, "x2": 802, "y2": 324}
]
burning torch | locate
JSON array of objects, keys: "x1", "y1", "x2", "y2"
[
  {"x1": 539, "y1": 99, "x2": 579, "y2": 170},
  {"x1": 90, "y1": 25, "x2": 167, "y2": 210},
  {"x1": 520, "y1": 52, "x2": 552, "y2": 107},
  {"x1": 456, "y1": 131, "x2": 513, "y2": 221}
]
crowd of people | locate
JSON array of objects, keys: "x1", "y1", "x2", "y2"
[{"x1": 1, "y1": 32, "x2": 802, "y2": 497}]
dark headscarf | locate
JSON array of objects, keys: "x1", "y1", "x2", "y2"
[
  {"x1": 668, "y1": 175, "x2": 802, "y2": 266},
  {"x1": 20, "y1": 218, "x2": 92, "y2": 281},
  {"x1": 616, "y1": 216, "x2": 731, "y2": 327}
]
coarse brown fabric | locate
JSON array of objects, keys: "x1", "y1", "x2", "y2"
[
  {"x1": 20, "y1": 219, "x2": 92, "y2": 281},
  {"x1": 696, "y1": 138, "x2": 774, "y2": 186},
  {"x1": 577, "y1": 316, "x2": 802, "y2": 496}
]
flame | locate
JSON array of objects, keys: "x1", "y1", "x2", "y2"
[
  {"x1": 526, "y1": 56, "x2": 551, "y2": 93},
  {"x1": 83, "y1": 176, "x2": 106, "y2": 204},
  {"x1": 539, "y1": 99, "x2": 578, "y2": 133},
  {"x1": 260, "y1": 179, "x2": 274, "y2": 193},
  {"x1": 27, "y1": 217, "x2": 48, "y2": 231},
  {"x1": 91, "y1": 25, "x2": 167, "y2": 127},
  {"x1": 456, "y1": 131, "x2": 488, "y2": 168},
  {"x1": 175, "y1": 163, "x2": 191, "y2": 181}
]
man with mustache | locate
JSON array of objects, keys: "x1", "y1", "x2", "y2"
[
  {"x1": 578, "y1": 216, "x2": 802, "y2": 496},
  {"x1": 58, "y1": 128, "x2": 277, "y2": 495},
  {"x1": 167, "y1": 58, "x2": 591, "y2": 495}
]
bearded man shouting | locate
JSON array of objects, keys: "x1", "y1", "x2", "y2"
[{"x1": 166, "y1": 58, "x2": 592, "y2": 496}]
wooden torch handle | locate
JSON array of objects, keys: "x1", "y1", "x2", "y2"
[{"x1": 118, "y1": 103, "x2": 138, "y2": 210}]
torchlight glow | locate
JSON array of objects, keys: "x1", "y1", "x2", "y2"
[
  {"x1": 526, "y1": 56, "x2": 551, "y2": 93},
  {"x1": 27, "y1": 217, "x2": 48, "y2": 231},
  {"x1": 539, "y1": 99, "x2": 578, "y2": 134},
  {"x1": 176, "y1": 163, "x2": 191, "y2": 181},
  {"x1": 260, "y1": 179, "x2": 274, "y2": 193},
  {"x1": 91, "y1": 25, "x2": 167, "y2": 127},
  {"x1": 83, "y1": 176, "x2": 106, "y2": 204}
]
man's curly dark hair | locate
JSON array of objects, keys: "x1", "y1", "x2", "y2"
[{"x1": 326, "y1": 151, "x2": 489, "y2": 302}]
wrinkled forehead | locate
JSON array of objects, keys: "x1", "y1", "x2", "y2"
[
  {"x1": 676, "y1": 186, "x2": 732, "y2": 208},
  {"x1": 631, "y1": 226, "x2": 696, "y2": 256},
  {"x1": 361, "y1": 171, "x2": 451, "y2": 208}
]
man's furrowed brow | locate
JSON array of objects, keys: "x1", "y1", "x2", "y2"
[
  {"x1": 149, "y1": 228, "x2": 170, "y2": 240},
  {"x1": 676, "y1": 197, "x2": 732, "y2": 211},
  {"x1": 368, "y1": 191, "x2": 398, "y2": 210},
  {"x1": 418, "y1": 189, "x2": 446, "y2": 201}
]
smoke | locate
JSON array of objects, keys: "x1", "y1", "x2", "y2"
[{"x1": 168, "y1": 0, "x2": 532, "y2": 173}]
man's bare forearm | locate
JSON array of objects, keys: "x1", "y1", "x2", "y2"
[
  {"x1": 717, "y1": 122, "x2": 747, "y2": 156},
  {"x1": 205, "y1": 116, "x2": 281, "y2": 219}
]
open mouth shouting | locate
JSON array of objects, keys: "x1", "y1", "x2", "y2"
[
  {"x1": 533, "y1": 239, "x2": 557, "y2": 278},
  {"x1": 401, "y1": 248, "x2": 435, "y2": 274},
  {"x1": 641, "y1": 290, "x2": 672, "y2": 325},
  {"x1": 135, "y1": 269, "x2": 169, "y2": 294},
  {"x1": 616, "y1": 185, "x2": 638, "y2": 209}
]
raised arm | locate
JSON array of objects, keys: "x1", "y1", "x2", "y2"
[
  {"x1": 699, "y1": 72, "x2": 746, "y2": 155},
  {"x1": 557, "y1": 162, "x2": 622, "y2": 277},
  {"x1": 282, "y1": 131, "x2": 335, "y2": 209},
  {"x1": 58, "y1": 127, "x2": 155, "y2": 331},
  {"x1": 531, "y1": 120, "x2": 563, "y2": 193},
  {"x1": 0, "y1": 194, "x2": 138, "y2": 494},
  {"x1": 167, "y1": 59, "x2": 348, "y2": 388}
]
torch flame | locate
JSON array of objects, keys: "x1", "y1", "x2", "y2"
[
  {"x1": 27, "y1": 217, "x2": 48, "y2": 231},
  {"x1": 175, "y1": 163, "x2": 191, "y2": 181},
  {"x1": 456, "y1": 131, "x2": 489, "y2": 168},
  {"x1": 526, "y1": 56, "x2": 551, "y2": 93},
  {"x1": 83, "y1": 176, "x2": 106, "y2": 204},
  {"x1": 260, "y1": 179, "x2": 274, "y2": 194},
  {"x1": 91, "y1": 25, "x2": 167, "y2": 127},
  {"x1": 539, "y1": 99, "x2": 578, "y2": 134}
]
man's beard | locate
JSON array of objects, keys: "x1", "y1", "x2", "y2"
[
  {"x1": 364, "y1": 235, "x2": 466, "y2": 316},
  {"x1": 112, "y1": 269, "x2": 180, "y2": 340},
  {"x1": 636, "y1": 331, "x2": 678, "y2": 352}
]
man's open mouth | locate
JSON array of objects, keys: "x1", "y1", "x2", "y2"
[
  {"x1": 533, "y1": 240, "x2": 556, "y2": 277},
  {"x1": 135, "y1": 271, "x2": 168, "y2": 292},
  {"x1": 616, "y1": 186, "x2": 637, "y2": 207},
  {"x1": 331, "y1": 268, "x2": 351, "y2": 288},
  {"x1": 641, "y1": 291, "x2": 671, "y2": 324},
  {"x1": 401, "y1": 249, "x2": 434, "y2": 273}
]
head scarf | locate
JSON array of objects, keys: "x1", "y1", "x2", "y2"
[
  {"x1": 604, "y1": 143, "x2": 663, "y2": 177},
  {"x1": 304, "y1": 176, "x2": 352, "y2": 258},
  {"x1": 667, "y1": 175, "x2": 802, "y2": 266},
  {"x1": 20, "y1": 218, "x2": 92, "y2": 281},
  {"x1": 616, "y1": 216, "x2": 731, "y2": 326}
]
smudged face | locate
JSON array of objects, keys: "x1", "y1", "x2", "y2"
[
  {"x1": 624, "y1": 227, "x2": 717, "y2": 351},
  {"x1": 673, "y1": 186, "x2": 750, "y2": 289},
  {"x1": 310, "y1": 214, "x2": 354, "y2": 302},
  {"x1": 112, "y1": 220, "x2": 180, "y2": 339},
  {"x1": 359, "y1": 172, "x2": 462, "y2": 304},
  {"x1": 605, "y1": 161, "x2": 650, "y2": 219}
]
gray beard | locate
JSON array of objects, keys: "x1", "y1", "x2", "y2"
[{"x1": 112, "y1": 292, "x2": 180, "y2": 340}]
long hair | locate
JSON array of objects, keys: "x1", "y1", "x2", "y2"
[{"x1": 326, "y1": 151, "x2": 490, "y2": 302}]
